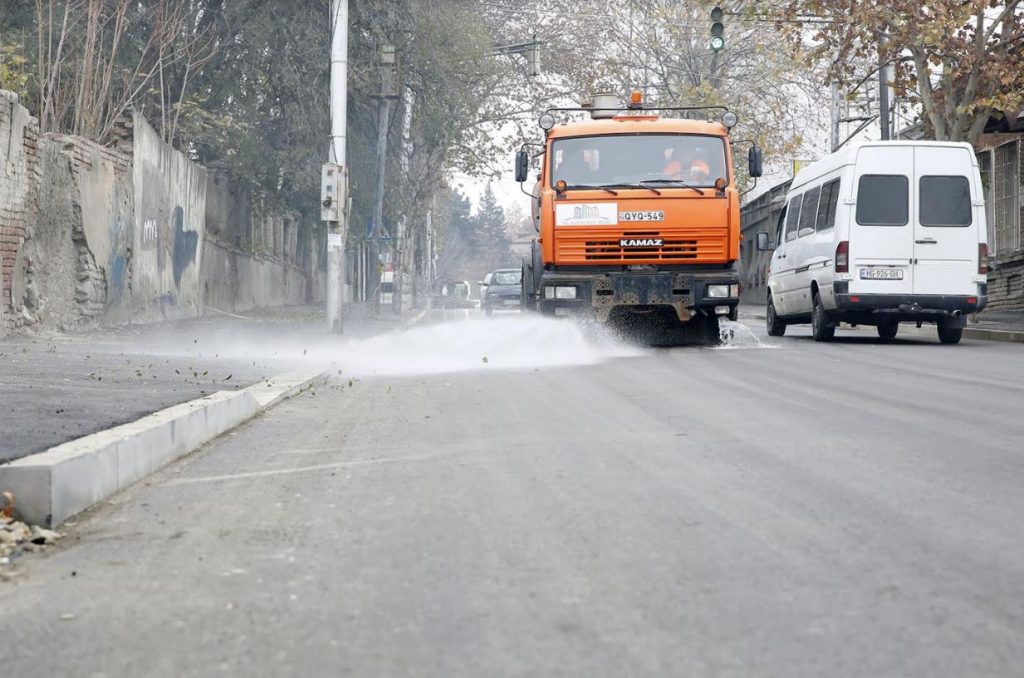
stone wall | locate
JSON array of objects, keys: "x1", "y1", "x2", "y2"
[
  {"x1": 739, "y1": 180, "x2": 790, "y2": 308},
  {"x1": 1, "y1": 90, "x2": 324, "y2": 334},
  {"x1": 130, "y1": 111, "x2": 206, "y2": 319}
]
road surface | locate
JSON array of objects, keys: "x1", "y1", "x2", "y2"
[{"x1": 3, "y1": 315, "x2": 1023, "y2": 677}]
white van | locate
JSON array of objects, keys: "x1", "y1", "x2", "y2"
[{"x1": 756, "y1": 141, "x2": 988, "y2": 344}]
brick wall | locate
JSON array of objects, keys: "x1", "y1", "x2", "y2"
[
  {"x1": 987, "y1": 256, "x2": 1024, "y2": 312},
  {"x1": 0, "y1": 90, "x2": 41, "y2": 334}
]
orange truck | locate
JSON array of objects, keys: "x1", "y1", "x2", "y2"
[{"x1": 515, "y1": 91, "x2": 763, "y2": 344}]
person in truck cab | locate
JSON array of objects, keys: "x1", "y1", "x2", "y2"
[{"x1": 663, "y1": 142, "x2": 710, "y2": 183}]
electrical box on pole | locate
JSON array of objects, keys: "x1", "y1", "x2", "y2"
[
  {"x1": 320, "y1": 163, "x2": 347, "y2": 223},
  {"x1": 527, "y1": 38, "x2": 541, "y2": 77},
  {"x1": 710, "y1": 7, "x2": 725, "y2": 52}
]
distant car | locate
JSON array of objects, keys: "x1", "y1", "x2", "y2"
[
  {"x1": 478, "y1": 272, "x2": 494, "y2": 302},
  {"x1": 432, "y1": 279, "x2": 476, "y2": 309},
  {"x1": 482, "y1": 268, "x2": 522, "y2": 316}
]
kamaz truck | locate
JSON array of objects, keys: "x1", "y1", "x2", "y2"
[{"x1": 515, "y1": 91, "x2": 762, "y2": 345}]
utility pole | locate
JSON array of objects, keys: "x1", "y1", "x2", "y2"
[
  {"x1": 369, "y1": 44, "x2": 398, "y2": 313},
  {"x1": 394, "y1": 85, "x2": 414, "y2": 314},
  {"x1": 323, "y1": 0, "x2": 349, "y2": 333},
  {"x1": 878, "y1": 34, "x2": 890, "y2": 141}
]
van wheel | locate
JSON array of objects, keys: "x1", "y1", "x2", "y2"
[
  {"x1": 811, "y1": 293, "x2": 835, "y2": 342},
  {"x1": 876, "y1": 322, "x2": 898, "y2": 340},
  {"x1": 937, "y1": 322, "x2": 963, "y2": 345},
  {"x1": 766, "y1": 295, "x2": 786, "y2": 337}
]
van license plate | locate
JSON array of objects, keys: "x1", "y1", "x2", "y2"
[
  {"x1": 860, "y1": 268, "x2": 904, "y2": 280},
  {"x1": 504, "y1": 299, "x2": 520, "y2": 306}
]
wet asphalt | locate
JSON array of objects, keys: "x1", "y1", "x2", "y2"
[{"x1": 2, "y1": 315, "x2": 1023, "y2": 677}]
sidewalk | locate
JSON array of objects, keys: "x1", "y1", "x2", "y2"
[
  {"x1": 739, "y1": 304, "x2": 1024, "y2": 343},
  {"x1": 0, "y1": 304, "x2": 426, "y2": 464}
]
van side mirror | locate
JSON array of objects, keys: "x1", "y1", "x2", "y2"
[
  {"x1": 748, "y1": 146, "x2": 763, "y2": 178},
  {"x1": 515, "y1": 150, "x2": 529, "y2": 183},
  {"x1": 756, "y1": 232, "x2": 773, "y2": 251}
]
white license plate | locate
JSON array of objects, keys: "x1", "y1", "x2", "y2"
[
  {"x1": 860, "y1": 268, "x2": 904, "y2": 280},
  {"x1": 503, "y1": 299, "x2": 520, "y2": 306},
  {"x1": 619, "y1": 210, "x2": 665, "y2": 222}
]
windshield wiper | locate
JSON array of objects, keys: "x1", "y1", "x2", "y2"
[
  {"x1": 604, "y1": 183, "x2": 662, "y2": 196},
  {"x1": 564, "y1": 184, "x2": 619, "y2": 195},
  {"x1": 640, "y1": 179, "x2": 705, "y2": 196}
]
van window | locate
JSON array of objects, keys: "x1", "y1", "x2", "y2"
[
  {"x1": 856, "y1": 175, "x2": 908, "y2": 226},
  {"x1": 785, "y1": 196, "x2": 801, "y2": 241},
  {"x1": 798, "y1": 187, "x2": 820, "y2": 235},
  {"x1": 920, "y1": 176, "x2": 972, "y2": 227},
  {"x1": 816, "y1": 179, "x2": 841, "y2": 231}
]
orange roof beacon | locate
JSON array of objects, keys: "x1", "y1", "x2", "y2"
[{"x1": 514, "y1": 91, "x2": 763, "y2": 345}]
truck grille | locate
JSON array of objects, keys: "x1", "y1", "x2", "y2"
[{"x1": 555, "y1": 227, "x2": 728, "y2": 264}]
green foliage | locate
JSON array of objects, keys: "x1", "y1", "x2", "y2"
[{"x1": 0, "y1": 42, "x2": 30, "y2": 98}]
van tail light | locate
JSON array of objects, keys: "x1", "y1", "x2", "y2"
[
  {"x1": 835, "y1": 240, "x2": 849, "y2": 273},
  {"x1": 978, "y1": 243, "x2": 989, "y2": 275}
]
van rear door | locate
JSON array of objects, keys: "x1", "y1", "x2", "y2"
[
  {"x1": 912, "y1": 145, "x2": 978, "y2": 296},
  {"x1": 850, "y1": 146, "x2": 914, "y2": 296}
]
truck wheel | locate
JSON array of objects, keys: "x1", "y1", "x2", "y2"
[
  {"x1": 811, "y1": 292, "x2": 835, "y2": 342},
  {"x1": 520, "y1": 264, "x2": 536, "y2": 312},
  {"x1": 766, "y1": 295, "x2": 787, "y2": 337},
  {"x1": 876, "y1": 322, "x2": 898, "y2": 340},
  {"x1": 698, "y1": 314, "x2": 722, "y2": 347},
  {"x1": 937, "y1": 322, "x2": 963, "y2": 345}
]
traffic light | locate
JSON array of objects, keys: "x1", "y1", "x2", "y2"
[{"x1": 710, "y1": 6, "x2": 725, "y2": 52}]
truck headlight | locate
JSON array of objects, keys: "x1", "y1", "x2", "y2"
[
  {"x1": 556, "y1": 286, "x2": 577, "y2": 300},
  {"x1": 545, "y1": 286, "x2": 577, "y2": 300},
  {"x1": 707, "y1": 284, "x2": 729, "y2": 298},
  {"x1": 730, "y1": 284, "x2": 740, "y2": 297}
]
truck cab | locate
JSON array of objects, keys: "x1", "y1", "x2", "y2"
[{"x1": 516, "y1": 92, "x2": 761, "y2": 345}]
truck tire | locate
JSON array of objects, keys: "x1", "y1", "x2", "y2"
[
  {"x1": 937, "y1": 321, "x2": 963, "y2": 345},
  {"x1": 698, "y1": 314, "x2": 722, "y2": 347},
  {"x1": 766, "y1": 295, "x2": 787, "y2": 337},
  {"x1": 520, "y1": 262, "x2": 536, "y2": 312},
  {"x1": 811, "y1": 292, "x2": 835, "y2": 342}
]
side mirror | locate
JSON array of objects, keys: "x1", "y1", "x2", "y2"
[
  {"x1": 748, "y1": 146, "x2": 764, "y2": 178},
  {"x1": 756, "y1": 232, "x2": 773, "y2": 251},
  {"x1": 515, "y1": 150, "x2": 529, "y2": 183}
]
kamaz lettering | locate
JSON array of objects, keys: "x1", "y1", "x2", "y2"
[{"x1": 620, "y1": 238, "x2": 663, "y2": 247}]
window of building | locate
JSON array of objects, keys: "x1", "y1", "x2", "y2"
[{"x1": 993, "y1": 140, "x2": 1021, "y2": 254}]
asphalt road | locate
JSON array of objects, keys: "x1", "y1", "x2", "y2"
[{"x1": 2, "y1": 315, "x2": 1023, "y2": 677}]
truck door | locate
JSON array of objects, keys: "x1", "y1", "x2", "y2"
[
  {"x1": 912, "y1": 145, "x2": 978, "y2": 296},
  {"x1": 850, "y1": 146, "x2": 914, "y2": 296}
]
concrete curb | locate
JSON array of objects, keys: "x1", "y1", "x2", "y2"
[{"x1": 0, "y1": 368, "x2": 328, "y2": 527}]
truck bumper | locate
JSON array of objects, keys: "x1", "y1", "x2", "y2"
[{"x1": 536, "y1": 270, "x2": 740, "y2": 322}]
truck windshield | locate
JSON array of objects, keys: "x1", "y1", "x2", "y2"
[{"x1": 551, "y1": 134, "x2": 728, "y2": 189}]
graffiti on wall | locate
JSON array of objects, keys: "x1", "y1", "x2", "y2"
[
  {"x1": 172, "y1": 206, "x2": 198, "y2": 290},
  {"x1": 139, "y1": 205, "x2": 199, "y2": 294}
]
